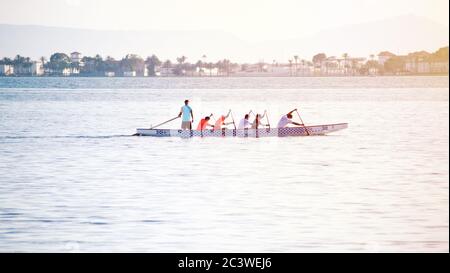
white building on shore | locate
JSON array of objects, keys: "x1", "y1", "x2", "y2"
[
  {"x1": 123, "y1": 71, "x2": 136, "y2": 77},
  {"x1": 195, "y1": 66, "x2": 218, "y2": 76},
  {"x1": 70, "y1": 52, "x2": 82, "y2": 63},
  {"x1": 62, "y1": 68, "x2": 71, "y2": 76},
  {"x1": 159, "y1": 67, "x2": 176, "y2": 76},
  {"x1": 378, "y1": 51, "x2": 395, "y2": 66},
  {"x1": 0, "y1": 64, "x2": 14, "y2": 75},
  {"x1": 31, "y1": 61, "x2": 44, "y2": 76}
]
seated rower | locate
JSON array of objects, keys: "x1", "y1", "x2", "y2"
[
  {"x1": 251, "y1": 111, "x2": 269, "y2": 129},
  {"x1": 197, "y1": 115, "x2": 214, "y2": 130},
  {"x1": 238, "y1": 112, "x2": 253, "y2": 129},
  {"x1": 214, "y1": 109, "x2": 234, "y2": 130},
  {"x1": 277, "y1": 109, "x2": 304, "y2": 128}
]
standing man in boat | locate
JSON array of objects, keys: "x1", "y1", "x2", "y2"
[
  {"x1": 251, "y1": 111, "x2": 269, "y2": 129},
  {"x1": 277, "y1": 109, "x2": 304, "y2": 128},
  {"x1": 214, "y1": 109, "x2": 234, "y2": 130},
  {"x1": 238, "y1": 112, "x2": 253, "y2": 129},
  {"x1": 178, "y1": 99, "x2": 194, "y2": 130}
]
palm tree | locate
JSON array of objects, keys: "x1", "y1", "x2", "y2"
[
  {"x1": 220, "y1": 59, "x2": 231, "y2": 76},
  {"x1": 342, "y1": 53, "x2": 349, "y2": 75},
  {"x1": 176, "y1": 56, "x2": 187, "y2": 65},
  {"x1": 294, "y1": 55, "x2": 299, "y2": 76},
  {"x1": 202, "y1": 55, "x2": 207, "y2": 77},
  {"x1": 1, "y1": 57, "x2": 12, "y2": 65},
  {"x1": 195, "y1": 60, "x2": 203, "y2": 76},
  {"x1": 176, "y1": 56, "x2": 187, "y2": 76},
  {"x1": 216, "y1": 60, "x2": 223, "y2": 76}
]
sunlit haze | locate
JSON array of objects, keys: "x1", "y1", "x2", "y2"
[{"x1": 1, "y1": 0, "x2": 448, "y2": 41}]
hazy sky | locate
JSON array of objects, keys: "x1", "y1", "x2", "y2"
[{"x1": 0, "y1": 0, "x2": 448, "y2": 41}]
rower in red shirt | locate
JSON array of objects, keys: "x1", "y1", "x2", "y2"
[{"x1": 197, "y1": 114, "x2": 214, "y2": 130}]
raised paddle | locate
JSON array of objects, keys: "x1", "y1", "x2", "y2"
[
  {"x1": 295, "y1": 109, "x2": 310, "y2": 136},
  {"x1": 230, "y1": 110, "x2": 237, "y2": 130},
  {"x1": 150, "y1": 116, "x2": 179, "y2": 129},
  {"x1": 265, "y1": 110, "x2": 270, "y2": 128},
  {"x1": 210, "y1": 113, "x2": 217, "y2": 123}
]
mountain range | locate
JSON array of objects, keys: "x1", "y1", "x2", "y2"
[{"x1": 0, "y1": 14, "x2": 448, "y2": 62}]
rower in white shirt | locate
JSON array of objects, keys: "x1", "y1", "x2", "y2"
[
  {"x1": 277, "y1": 109, "x2": 304, "y2": 128},
  {"x1": 238, "y1": 113, "x2": 253, "y2": 129}
]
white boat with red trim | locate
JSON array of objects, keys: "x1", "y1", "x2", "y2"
[{"x1": 135, "y1": 123, "x2": 348, "y2": 137}]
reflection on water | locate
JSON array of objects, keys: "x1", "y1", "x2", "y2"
[{"x1": 0, "y1": 77, "x2": 448, "y2": 252}]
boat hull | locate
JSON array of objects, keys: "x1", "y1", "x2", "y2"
[{"x1": 136, "y1": 123, "x2": 348, "y2": 137}]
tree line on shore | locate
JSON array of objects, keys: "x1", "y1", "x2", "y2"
[
  {"x1": 0, "y1": 46, "x2": 448, "y2": 76},
  {"x1": 0, "y1": 53, "x2": 239, "y2": 76}
]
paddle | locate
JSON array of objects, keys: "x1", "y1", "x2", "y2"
[
  {"x1": 210, "y1": 113, "x2": 217, "y2": 123},
  {"x1": 295, "y1": 109, "x2": 310, "y2": 135},
  {"x1": 230, "y1": 110, "x2": 236, "y2": 130},
  {"x1": 265, "y1": 110, "x2": 270, "y2": 128},
  {"x1": 150, "y1": 116, "x2": 179, "y2": 129}
]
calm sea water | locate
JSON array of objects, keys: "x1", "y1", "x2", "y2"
[{"x1": 0, "y1": 76, "x2": 448, "y2": 252}]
